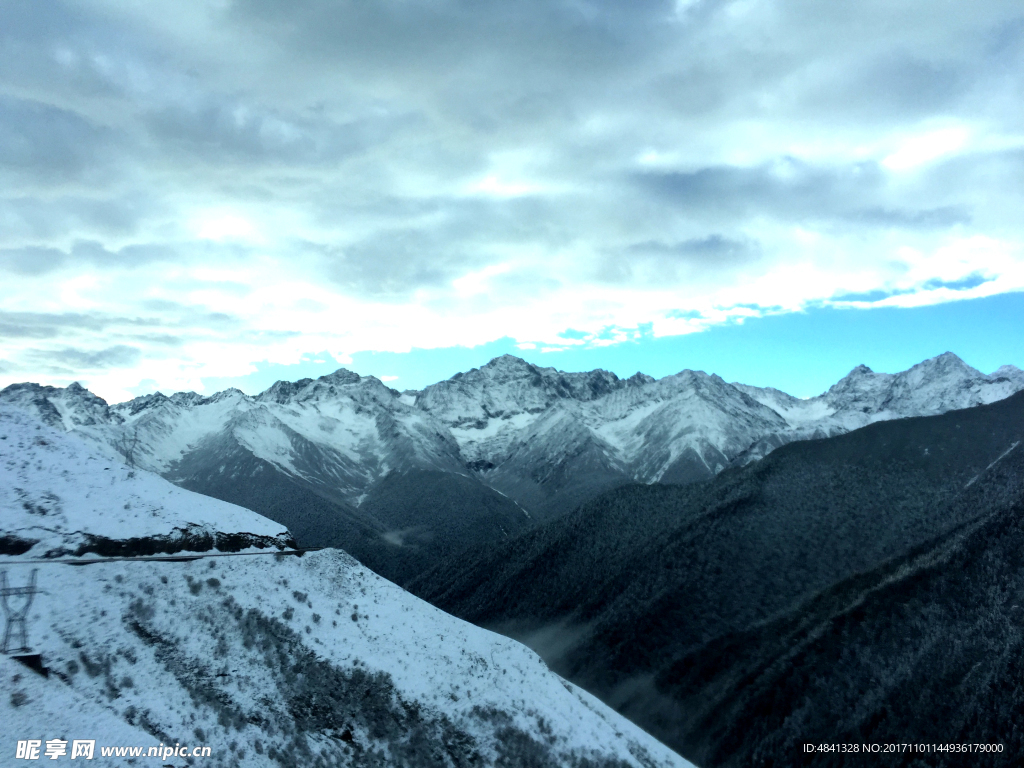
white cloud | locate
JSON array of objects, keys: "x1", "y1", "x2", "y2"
[
  {"x1": 194, "y1": 214, "x2": 263, "y2": 243},
  {"x1": 882, "y1": 127, "x2": 971, "y2": 171},
  {"x1": 451, "y1": 263, "x2": 512, "y2": 297},
  {"x1": 469, "y1": 175, "x2": 545, "y2": 198}
]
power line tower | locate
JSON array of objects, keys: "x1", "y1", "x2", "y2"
[{"x1": 1, "y1": 569, "x2": 38, "y2": 655}]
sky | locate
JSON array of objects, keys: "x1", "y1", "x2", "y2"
[{"x1": 1, "y1": 0, "x2": 1023, "y2": 403}]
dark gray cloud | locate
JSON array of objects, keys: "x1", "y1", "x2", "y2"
[
  {"x1": 320, "y1": 229, "x2": 468, "y2": 296},
  {"x1": 637, "y1": 160, "x2": 882, "y2": 218},
  {"x1": 0, "y1": 246, "x2": 67, "y2": 276},
  {"x1": 633, "y1": 159, "x2": 982, "y2": 230},
  {"x1": 629, "y1": 234, "x2": 755, "y2": 261},
  {"x1": 230, "y1": 0, "x2": 664, "y2": 82},
  {"x1": 851, "y1": 206, "x2": 972, "y2": 229},
  {"x1": 0, "y1": 95, "x2": 119, "y2": 186},
  {"x1": 125, "y1": 334, "x2": 185, "y2": 348},
  {"x1": 314, "y1": 194, "x2": 574, "y2": 296},
  {"x1": 0, "y1": 308, "x2": 242, "y2": 341},
  {"x1": 0, "y1": 311, "x2": 157, "y2": 339},
  {"x1": 792, "y1": 52, "x2": 971, "y2": 121},
  {"x1": 922, "y1": 148, "x2": 1024, "y2": 205},
  {"x1": 0, "y1": 240, "x2": 181, "y2": 275},
  {"x1": 0, "y1": 0, "x2": 129, "y2": 102},
  {"x1": 24, "y1": 345, "x2": 142, "y2": 371},
  {"x1": 0, "y1": 192, "x2": 162, "y2": 242},
  {"x1": 135, "y1": 301, "x2": 243, "y2": 330},
  {"x1": 599, "y1": 234, "x2": 759, "y2": 284},
  {"x1": 142, "y1": 99, "x2": 415, "y2": 168}
]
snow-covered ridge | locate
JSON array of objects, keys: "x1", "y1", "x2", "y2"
[
  {"x1": 0, "y1": 404, "x2": 693, "y2": 767},
  {"x1": 735, "y1": 352, "x2": 1024, "y2": 435}
]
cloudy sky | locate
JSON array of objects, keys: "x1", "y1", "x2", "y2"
[{"x1": 2, "y1": 0, "x2": 1023, "y2": 401}]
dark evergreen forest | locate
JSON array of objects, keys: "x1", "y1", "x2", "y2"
[{"x1": 410, "y1": 392, "x2": 1024, "y2": 767}]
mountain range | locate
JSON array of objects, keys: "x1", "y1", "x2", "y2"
[{"x1": 1, "y1": 351, "x2": 1021, "y2": 584}]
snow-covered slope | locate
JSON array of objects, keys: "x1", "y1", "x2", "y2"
[
  {"x1": 737, "y1": 352, "x2": 1024, "y2": 429},
  {"x1": 0, "y1": 406, "x2": 292, "y2": 558},
  {"x1": 3, "y1": 653, "x2": 157, "y2": 755},
  {"x1": 412, "y1": 353, "x2": 1024, "y2": 515},
  {"x1": 113, "y1": 371, "x2": 465, "y2": 500},
  {"x1": 0, "y1": 405, "x2": 692, "y2": 768}
]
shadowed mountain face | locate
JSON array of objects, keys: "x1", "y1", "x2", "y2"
[
  {"x1": 347, "y1": 468, "x2": 530, "y2": 584},
  {"x1": 409, "y1": 391, "x2": 1024, "y2": 766},
  {"x1": 166, "y1": 430, "x2": 529, "y2": 584},
  {"x1": 165, "y1": 427, "x2": 378, "y2": 550}
]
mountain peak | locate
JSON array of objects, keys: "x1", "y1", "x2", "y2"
[
  {"x1": 168, "y1": 391, "x2": 204, "y2": 407},
  {"x1": 482, "y1": 354, "x2": 535, "y2": 372},
  {"x1": 207, "y1": 387, "x2": 248, "y2": 404},
  {"x1": 121, "y1": 391, "x2": 169, "y2": 416},
  {"x1": 626, "y1": 372, "x2": 656, "y2": 386},
  {"x1": 823, "y1": 363, "x2": 891, "y2": 409},
  {"x1": 827, "y1": 363, "x2": 879, "y2": 389},
  {"x1": 919, "y1": 351, "x2": 969, "y2": 370},
  {"x1": 256, "y1": 369, "x2": 363, "y2": 404},
  {"x1": 902, "y1": 352, "x2": 980, "y2": 383},
  {"x1": 318, "y1": 368, "x2": 362, "y2": 386},
  {"x1": 990, "y1": 364, "x2": 1024, "y2": 382}
]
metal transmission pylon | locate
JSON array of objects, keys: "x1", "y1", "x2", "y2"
[{"x1": 1, "y1": 569, "x2": 38, "y2": 654}]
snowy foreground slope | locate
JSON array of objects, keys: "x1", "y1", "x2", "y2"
[{"x1": 0, "y1": 406, "x2": 693, "y2": 768}]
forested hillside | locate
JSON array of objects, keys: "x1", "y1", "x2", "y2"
[{"x1": 410, "y1": 392, "x2": 1024, "y2": 766}]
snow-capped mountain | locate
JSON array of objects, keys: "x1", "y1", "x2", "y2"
[
  {"x1": 413, "y1": 357, "x2": 790, "y2": 516},
  {"x1": 1, "y1": 352, "x2": 1021, "y2": 576},
  {"x1": 0, "y1": 404, "x2": 693, "y2": 768},
  {"x1": 408, "y1": 352, "x2": 1023, "y2": 516},
  {"x1": 732, "y1": 351, "x2": 1024, "y2": 462}
]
